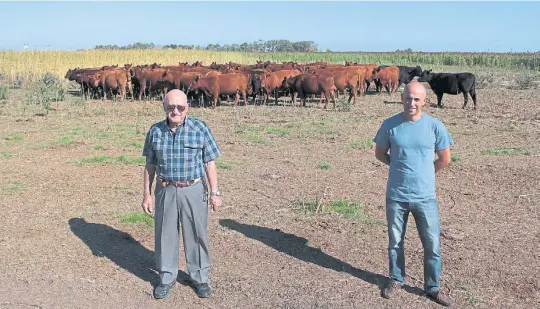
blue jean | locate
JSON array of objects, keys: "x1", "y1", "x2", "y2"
[{"x1": 386, "y1": 197, "x2": 441, "y2": 293}]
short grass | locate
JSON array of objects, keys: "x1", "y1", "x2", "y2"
[
  {"x1": 4, "y1": 134, "x2": 23, "y2": 142},
  {"x1": 0, "y1": 151, "x2": 13, "y2": 159},
  {"x1": 55, "y1": 136, "x2": 76, "y2": 147},
  {"x1": 318, "y1": 160, "x2": 332, "y2": 170},
  {"x1": 121, "y1": 212, "x2": 154, "y2": 228},
  {"x1": 350, "y1": 139, "x2": 374, "y2": 150},
  {"x1": 7, "y1": 181, "x2": 26, "y2": 192},
  {"x1": 216, "y1": 158, "x2": 235, "y2": 170},
  {"x1": 457, "y1": 285, "x2": 483, "y2": 306},
  {"x1": 295, "y1": 199, "x2": 383, "y2": 225},
  {"x1": 481, "y1": 147, "x2": 531, "y2": 156},
  {"x1": 265, "y1": 127, "x2": 291, "y2": 136}
]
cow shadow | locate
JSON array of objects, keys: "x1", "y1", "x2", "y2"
[
  {"x1": 219, "y1": 219, "x2": 425, "y2": 297},
  {"x1": 68, "y1": 218, "x2": 191, "y2": 287}
]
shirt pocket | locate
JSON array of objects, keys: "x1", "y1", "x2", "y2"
[{"x1": 184, "y1": 137, "x2": 204, "y2": 161}]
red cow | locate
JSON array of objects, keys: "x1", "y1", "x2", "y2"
[
  {"x1": 372, "y1": 66, "x2": 400, "y2": 95},
  {"x1": 282, "y1": 73, "x2": 337, "y2": 109},
  {"x1": 189, "y1": 73, "x2": 248, "y2": 108}
]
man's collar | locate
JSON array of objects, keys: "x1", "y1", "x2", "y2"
[{"x1": 164, "y1": 116, "x2": 194, "y2": 130}]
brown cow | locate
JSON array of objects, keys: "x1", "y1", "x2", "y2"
[
  {"x1": 282, "y1": 73, "x2": 336, "y2": 109},
  {"x1": 89, "y1": 65, "x2": 133, "y2": 101},
  {"x1": 189, "y1": 73, "x2": 248, "y2": 108},
  {"x1": 372, "y1": 66, "x2": 400, "y2": 95},
  {"x1": 130, "y1": 66, "x2": 171, "y2": 100},
  {"x1": 258, "y1": 69, "x2": 302, "y2": 105}
]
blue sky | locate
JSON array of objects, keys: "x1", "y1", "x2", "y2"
[{"x1": 0, "y1": 1, "x2": 538, "y2": 52}]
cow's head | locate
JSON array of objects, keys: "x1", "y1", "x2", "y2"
[
  {"x1": 417, "y1": 69, "x2": 433, "y2": 82},
  {"x1": 259, "y1": 73, "x2": 273, "y2": 93},
  {"x1": 64, "y1": 69, "x2": 72, "y2": 79},
  {"x1": 372, "y1": 67, "x2": 383, "y2": 79},
  {"x1": 280, "y1": 77, "x2": 290, "y2": 90},
  {"x1": 251, "y1": 74, "x2": 263, "y2": 95},
  {"x1": 186, "y1": 74, "x2": 202, "y2": 94},
  {"x1": 89, "y1": 73, "x2": 101, "y2": 88}
]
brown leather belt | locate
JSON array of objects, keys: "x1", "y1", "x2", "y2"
[{"x1": 159, "y1": 178, "x2": 200, "y2": 188}]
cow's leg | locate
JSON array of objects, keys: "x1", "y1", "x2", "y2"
[
  {"x1": 263, "y1": 92, "x2": 268, "y2": 105},
  {"x1": 462, "y1": 91, "x2": 469, "y2": 109},
  {"x1": 436, "y1": 92, "x2": 444, "y2": 108},
  {"x1": 102, "y1": 83, "x2": 107, "y2": 102},
  {"x1": 384, "y1": 81, "x2": 390, "y2": 95},
  {"x1": 350, "y1": 85, "x2": 356, "y2": 105},
  {"x1": 298, "y1": 90, "x2": 306, "y2": 107},
  {"x1": 120, "y1": 85, "x2": 125, "y2": 101},
  {"x1": 470, "y1": 88, "x2": 477, "y2": 110},
  {"x1": 138, "y1": 80, "x2": 146, "y2": 101},
  {"x1": 242, "y1": 90, "x2": 248, "y2": 106},
  {"x1": 128, "y1": 82, "x2": 134, "y2": 102},
  {"x1": 234, "y1": 91, "x2": 240, "y2": 106},
  {"x1": 274, "y1": 88, "x2": 279, "y2": 105}
]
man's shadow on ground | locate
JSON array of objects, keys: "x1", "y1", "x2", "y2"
[
  {"x1": 219, "y1": 219, "x2": 425, "y2": 297},
  {"x1": 68, "y1": 218, "x2": 192, "y2": 288}
]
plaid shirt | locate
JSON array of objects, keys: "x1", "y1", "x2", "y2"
[{"x1": 142, "y1": 116, "x2": 221, "y2": 182}]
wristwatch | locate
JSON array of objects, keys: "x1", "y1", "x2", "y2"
[{"x1": 210, "y1": 190, "x2": 221, "y2": 196}]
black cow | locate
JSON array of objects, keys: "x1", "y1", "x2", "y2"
[
  {"x1": 417, "y1": 69, "x2": 477, "y2": 110},
  {"x1": 397, "y1": 65, "x2": 423, "y2": 86}
]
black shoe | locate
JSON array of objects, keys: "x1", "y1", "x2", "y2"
[
  {"x1": 193, "y1": 282, "x2": 212, "y2": 298},
  {"x1": 153, "y1": 281, "x2": 176, "y2": 299}
]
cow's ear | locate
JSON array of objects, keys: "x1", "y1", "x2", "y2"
[
  {"x1": 194, "y1": 75, "x2": 199, "y2": 82},
  {"x1": 428, "y1": 69, "x2": 432, "y2": 73}
]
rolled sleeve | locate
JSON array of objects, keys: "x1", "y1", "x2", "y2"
[
  {"x1": 142, "y1": 130, "x2": 157, "y2": 165},
  {"x1": 202, "y1": 125, "x2": 220, "y2": 163}
]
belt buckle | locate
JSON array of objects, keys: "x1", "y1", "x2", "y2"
[{"x1": 176, "y1": 181, "x2": 185, "y2": 188}]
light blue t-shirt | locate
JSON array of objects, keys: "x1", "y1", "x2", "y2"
[{"x1": 373, "y1": 113, "x2": 454, "y2": 202}]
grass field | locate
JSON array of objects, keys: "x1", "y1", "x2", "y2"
[{"x1": 0, "y1": 50, "x2": 539, "y2": 308}]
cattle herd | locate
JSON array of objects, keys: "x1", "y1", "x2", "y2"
[{"x1": 64, "y1": 60, "x2": 478, "y2": 110}]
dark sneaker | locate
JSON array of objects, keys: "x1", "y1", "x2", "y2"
[
  {"x1": 381, "y1": 280, "x2": 402, "y2": 299},
  {"x1": 426, "y1": 290, "x2": 452, "y2": 307},
  {"x1": 193, "y1": 282, "x2": 212, "y2": 298},
  {"x1": 153, "y1": 281, "x2": 176, "y2": 299}
]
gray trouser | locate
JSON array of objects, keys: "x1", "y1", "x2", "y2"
[{"x1": 154, "y1": 180, "x2": 210, "y2": 285}]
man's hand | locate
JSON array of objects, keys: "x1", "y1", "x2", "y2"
[
  {"x1": 209, "y1": 195, "x2": 222, "y2": 212},
  {"x1": 142, "y1": 195, "x2": 154, "y2": 216}
]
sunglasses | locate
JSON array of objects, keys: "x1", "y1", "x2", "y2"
[{"x1": 166, "y1": 105, "x2": 187, "y2": 112}]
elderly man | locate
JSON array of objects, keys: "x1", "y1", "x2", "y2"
[
  {"x1": 141, "y1": 89, "x2": 222, "y2": 299},
  {"x1": 373, "y1": 81, "x2": 453, "y2": 307}
]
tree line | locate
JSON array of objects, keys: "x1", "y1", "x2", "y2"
[{"x1": 94, "y1": 40, "x2": 319, "y2": 52}]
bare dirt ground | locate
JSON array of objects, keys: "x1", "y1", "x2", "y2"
[{"x1": 0, "y1": 85, "x2": 538, "y2": 309}]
